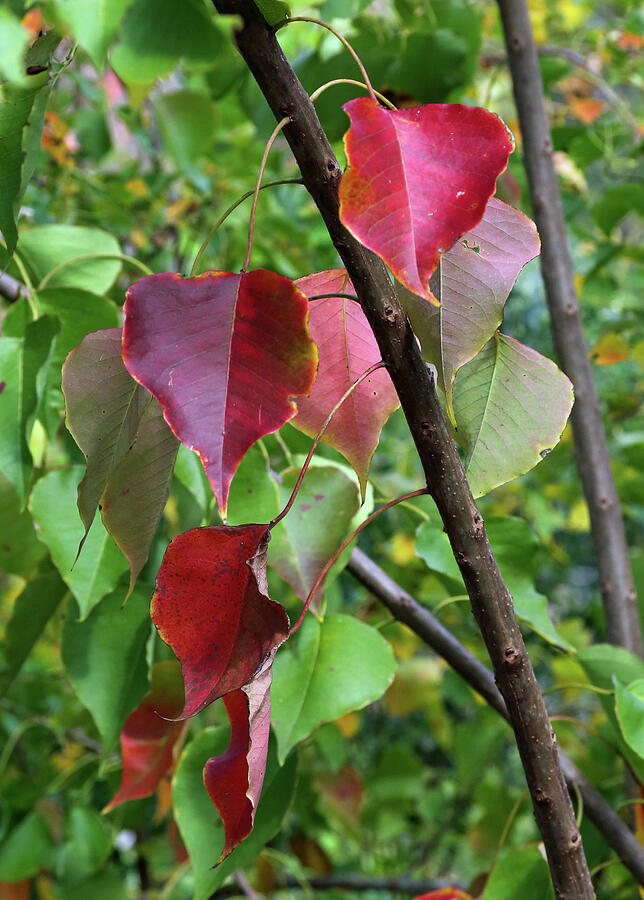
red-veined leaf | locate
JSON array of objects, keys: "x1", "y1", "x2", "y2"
[
  {"x1": 151, "y1": 525, "x2": 289, "y2": 719},
  {"x1": 339, "y1": 98, "x2": 514, "y2": 302},
  {"x1": 104, "y1": 660, "x2": 184, "y2": 813},
  {"x1": 398, "y1": 198, "x2": 541, "y2": 417},
  {"x1": 203, "y1": 653, "x2": 275, "y2": 862},
  {"x1": 293, "y1": 270, "x2": 399, "y2": 493},
  {"x1": 123, "y1": 270, "x2": 318, "y2": 518},
  {"x1": 62, "y1": 328, "x2": 179, "y2": 593}
]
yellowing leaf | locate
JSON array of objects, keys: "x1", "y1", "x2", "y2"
[
  {"x1": 569, "y1": 95, "x2": 604, "y2": 124},
  {"x1": 590, "y1": 333, "x2": 630, "y2": 365}
]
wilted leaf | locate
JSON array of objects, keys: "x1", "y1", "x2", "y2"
[
  {"x1": 123, "y1": 270, "x2": 317, "y2": 517},
  {"x1": 29, "y1": 468, "x2": 128, "y2": 620},
  {"x1": 452, "y1": 333, "x2": 573, "y2": 497},
  {"x1": 151, "y1": 524, "x2": 289, "y2": 719},
  {"x1": 173, "y1": 729, "x2": 296, "y2": 900},
  {"x1": 105, "y1": 660, "x2": 184, "y2": 811},
  {"x1": 589, "y1": 332, "x2": 630, "y2": 365},
  {"x1": 293, "y1": 269, "x2": 399, "y2": 492},
  {"x1": 398, "y1": 198, "x2": 540, "y2": 414},
  {"x1": 61, "y1": 585, "x2": 150, "y2": 753},
  {"x1": 63, "y1": 328, "x2": 179, "y2": 592},
  {"x1": 339, "y1": 98, "x2": 514, "y2": 301},
  {"x1": 271, "y1": 614, "x2": 396, "y2": 764},
  {"x1": 204, "y1": 653, "x2": 274, "y2": 861}
]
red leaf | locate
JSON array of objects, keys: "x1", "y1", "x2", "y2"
[
  {"x1": 151, "y1": 525, "x2": 289, "y2": 719},
  {"x1": 414, "y1": 891, "x2": 473, "y2": 900},
  {"x1": 203, "y1": 654, "x2": 274, "y2": 862},
  {"x1": 123, "y1": 270, "x2": 318, "y2": 518},
  {"x1": 339, "y1": 98, "x2": 514, "y2": 302},
  {"x1": 104, "y1": 661, "x2": 184, "y2": 812},
  {"x1": 293, "y1": 270, "x2": 399, "y2": 493}
]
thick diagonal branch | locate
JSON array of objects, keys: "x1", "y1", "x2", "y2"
[
  {"x1": 212, "y1": 3, "x2": 594, "y2": 895},
  {"x1": 496, "y1": 0, "x2": 642, "y2": 658},
  {"x1": 348, "y1": 547, "x2": 644, "y2": 887}
]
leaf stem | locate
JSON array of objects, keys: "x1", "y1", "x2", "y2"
[
  {"x1": 242, "y1": 116, "x2": 292, "y2": 273},
  {"x1": 269, "y1": 361, "x2": 385, "y2": 530},
  {"x1": 309, "y1": 78, "x2": 396, "y2": 109},
  {"x1": 190, "y1": 177, "x2": 303, "y2": 277},
  {"x1": 273, "y1": 17, "x2": 376, "y2": 101},
  {"x1": 38, "y1": 253, "x2": 152, "y2": 290},
  {"x1": 289, "y1": 486, "x2": 429, "y2": 635}
]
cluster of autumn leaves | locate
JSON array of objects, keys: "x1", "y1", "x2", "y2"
[{"x1": 61, "y1": 97, "x2": 573, "y2": 860}]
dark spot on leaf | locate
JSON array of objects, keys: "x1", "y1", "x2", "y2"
[
  {"x1": 540, "y1": 448, "x2": 551, "y2": 458},
  {"x1": 314, "y1": 494, "x2": 324, "y2": 501},
  {"x1": 0, "y1": 382, "x2": 5, "y2": 394},
  {"x1": 300, "y1": 504, "x2": 311, "y2": 511}
]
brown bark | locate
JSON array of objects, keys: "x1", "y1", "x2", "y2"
[
  {"x1": 496, "y1": 0, "x2": 642, "y2": 658},
  {"x1": 211, "y1": 2, "x2": 594, "y2": 896}
]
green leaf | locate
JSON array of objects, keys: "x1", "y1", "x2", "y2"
[
  {"x1": 226, "y1": 443, "x2": 280, "y2": 526},
  {"x1": 269, "y1": 463, "x2": 362, "y2": 606},
  {"x1": 271, "y1": 614, "x2": 396, "y2": 764},
  {"x1": 61, "y1": 584, "x2": 150, "y2": 753},
  {"x1": 62, "y1": 329, "x2": 178, "y2": 593},
  {"x1": 415, "y1": 515, "x2": 572, "y2": 650},
  {"x1": 173, "y1": 443, "x2": 212, "y2": 516},
  {"x1": 173, "y1": 729, "x2": 297, "y2": 900},
  {"x1": 253, "y1": 1, "x2": 290, "y2": 26},
  {"x1": 51, "y1": 867, "x2": 128, "y2": 900},
  {"x1": 481, "y1": 845, "x2": 554, "y2": 899},
  {"x1": 592, "y1": 183, "x2": 644, "y2": 236},
  {"x1": 0, "y1": 9, "x2": 31, "y2": 83},
  {"x1": 29, "y1": 468, "x2": 129, "y2": 619},
  {"x1": 0, "y1": 811, "x2": 54, "y2": 881},
  {"x1": 17, "y1": 225, "x2": 122, "y2": 292},
  {"x1": 153, "y1": 89, "x2": 216, "y2": 174},
  {"x1": 614, "y1": 677, "x2": 644, "y2": 758},
  {"x1": 55, "y1": 806, "x2": 112, "y2": 884},
  {"x1": 0, "y1": 73, "x2": 50, "y2": 255},
  {"x1": 0, "y1": 565, "x2": 66, "y2": 696},
  {"x1": 0, "y1": 473, "x2": 46, "y2": 575},
  {"x1": 0, "y1": 316, "x2": 59, "y2": 505},
  {"x1": 110, "y1": 0, "x2": 224, "y2": 84},
  {"x1": 452, "y1": 333, "x2": 573, "y2": 497},
  {"x1": 52, "y1": 0, "x2": 133, "y2": 67}
]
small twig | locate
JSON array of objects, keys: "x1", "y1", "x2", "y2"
[
  {"x1": 0, "y1": 271, "x2": 26, "y2": 302},
  {"x1": 234, "y1": 870, "x2": 265, "y2": 900},
  {"x1": 307, "y1": 292, "x2": 359, "y2": 301},
  {"x1": 496, "y1": 0, "x2": 642, "y2": 659},
  {"x1": 242, "y1": 116, "x2": 291, "y2": 272},
  {"x1": 346, "y1": 547, "x2": 644, "y2": 887}
]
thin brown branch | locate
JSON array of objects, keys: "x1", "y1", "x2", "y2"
[
  {"x1": 210, "y1": 873, "x2": 462, "y2": 898},
  {"x1": 347, "y1": 547, "x2": 644, "y2": 888},
  {"x1": 212, "y1": 2, "x2": 593, "y2": 896},
  {"x1": 496, "y1": 0, "x2": 642, "y2": 659}
]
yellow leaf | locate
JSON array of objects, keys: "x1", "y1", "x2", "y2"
[
  {"x1": 569, "y1": 95, "x2": 604, "y2": 124},
  {"x1": 632, "y1": 339, "x2": 644, "y2": 369},
  {"x1": 125, "y1": 178, "x2": 148, "y2": 198},
  {"x1": 589, "y1": 333, "x2": 630, "y2": 366},
  {"x1": 388, "y1": 532, "x2": 417, "y2": 565},
  {"x1": 335, "y1": 712, "x2": 360, "y2": 738},
  {"x1": 566, "y1": 499, "x2": 590, "y2": 533}
]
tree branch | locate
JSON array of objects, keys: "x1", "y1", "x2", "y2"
[
  {"x1": 210, "y1": 873, "x2": 462, "y2": 898},
  {"x1": 496, "y1": 0, "x2": 642, "y2": 659},
  {"x1": 0, "y1": 271, "x2": 25, "y2": 302},
  {"x1": 212, "y1": 2, "x2": 594, "y2": 895},
  {"x1": 347, "y1": 547, "x2": 644, "y2": 888}
]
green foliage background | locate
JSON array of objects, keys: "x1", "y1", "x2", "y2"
[{"x1": 0, "y1": 1, "x2": 643, "y2": 898}]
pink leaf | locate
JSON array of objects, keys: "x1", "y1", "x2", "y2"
[
  {"x1": 293, "y1": 270, "x2": 399, "y2": 493},
  {"x1": 104, "y1": 661, "x2": 184, "y2": 812},
  {"x1": 123, "y1": 270, "x2": 318, "y2": 518},
  {"x1": 398, "y1": 198, "x2": 541, "y2": 415},
  {"x1": 151, "y1": 525, "x2": 289, "y2": 719},
  {"x1": 203, "y1": 653, "x2": 275, "y2": 862},
  {"x1": 339, "y1": 98, "x2": 514, "y2": 302}
]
